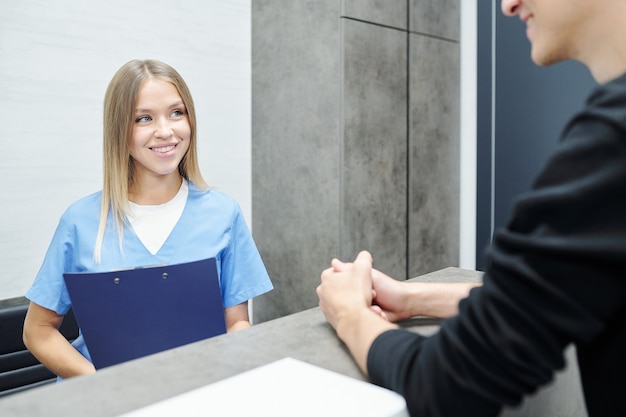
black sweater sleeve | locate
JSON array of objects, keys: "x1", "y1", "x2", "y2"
[{"x1": 367, "y1": 75, "x2": 626, "y2": 417}]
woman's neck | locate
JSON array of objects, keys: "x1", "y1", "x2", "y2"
[{"x1": 128, "y1": 174, "x2": 183, "y2": 205}]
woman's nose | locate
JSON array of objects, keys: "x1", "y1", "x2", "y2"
[
  {"x1": 501, "y1": 0, "x2": 522, "y2": 17},
  {"x1": 154, "y1": 118, "x2": 173, "y2": 138}
]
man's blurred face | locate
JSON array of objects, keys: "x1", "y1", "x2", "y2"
[{"x1": 501, "y1": 0, "x2": 597, "y2": 66}]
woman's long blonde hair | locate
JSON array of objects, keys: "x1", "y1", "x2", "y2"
[{"x1": 94, "y1": 59, "x2": 207, "y2": 263}]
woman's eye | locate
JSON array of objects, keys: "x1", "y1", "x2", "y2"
[
  {"x1": 136, "y1": 115, "x2": 151, "y2": 123},
  {"x1": 171, "y1": 109, "x2": 186, "y2": 118}
]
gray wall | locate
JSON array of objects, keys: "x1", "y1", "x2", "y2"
[{"x1": 252, "y1": 0, "x2": 460, "y2": 322}]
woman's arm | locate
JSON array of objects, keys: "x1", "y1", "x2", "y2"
[
  {"x1": 22, "y1": 302, "x2": 96, "y2": 379},
  {"x1": 224, "y1": 301, "x2": 251, "y2": 332}
]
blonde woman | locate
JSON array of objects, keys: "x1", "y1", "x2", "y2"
[{"x1": 23, "y1": 60, "x2": 273, "y2": 379}]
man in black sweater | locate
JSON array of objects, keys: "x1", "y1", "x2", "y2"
[{"x1": 317, "y1": 0, "x2": 626, "y2": 415}]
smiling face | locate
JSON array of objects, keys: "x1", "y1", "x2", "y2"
[
  {"x1": 500, "y1": 0, "x2": 626, "y2": 83},
  {"x1": 501, "y1": 0, "x2": 598, "y2": 66},
  {"x1": 129, "y1": 78, "x2": 191, "y2": 184}
]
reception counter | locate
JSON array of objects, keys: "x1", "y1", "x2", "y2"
[{"x1": 0, "y1": 268, "x2": 587, "y2": 416}]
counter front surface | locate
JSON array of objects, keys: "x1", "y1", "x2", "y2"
[{"x1": 0, "y1": 267, "x2": 481, "y2": 417}]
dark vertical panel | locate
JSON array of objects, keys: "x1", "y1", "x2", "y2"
[
  {"x1": 476, "y1": 3, "x2": 595, "y2": 270},
  {"x1": 475, "y1": 0, "x2": 493, "y2": 269},
  {"x1": 493, "y1": 12, "x2": 595, "y2": 232}
]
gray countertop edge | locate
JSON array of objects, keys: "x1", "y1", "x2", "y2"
[{"x1": 0, "y1": 267, "x2": 481, "y2": 417}]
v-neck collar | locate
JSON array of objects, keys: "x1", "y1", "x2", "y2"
[{"x1": 126, "y1": 179, "x2": 190, "y2": 256}]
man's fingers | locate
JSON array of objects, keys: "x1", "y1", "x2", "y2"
[
  {"x1": 355, "y1": 250, "x2": 373, "y2": 264},
  {"x1": 353, "y1": 251, "x2": 373, "y2": 275},
  {"x1": 331, "y1": 258, "x2": 347, "y2": 272}
]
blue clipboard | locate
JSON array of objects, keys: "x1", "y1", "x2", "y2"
[{"x1": 63, "y1": 257, "x2": 226, "y2": 369}]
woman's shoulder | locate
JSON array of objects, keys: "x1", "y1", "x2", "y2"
[
  {"x1": 188, "y1": 182, "x2": 240, "y2": 209},
  {"x1": 60, "y1": 190, "x2": 103, "y2": 222}
]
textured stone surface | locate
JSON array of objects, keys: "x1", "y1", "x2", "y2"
[
  {"x1": 252, "y1": 0, "x2": 342, "y2": 322},
  {"x1": 342, "y1": 18, "x2": 407, "y2": 279},
  {"x1": 408, "y1": 34, "x2": 460, "y2": 278},
  {"x1": 343, "y1": 0, "x2": 407, "y2": 29},
  {"x1": 252, "y1": 0, "x2": 461, "y2": 322},
  {"x1": 410, "y1": 0, "x2": 460, "y2": 41}
]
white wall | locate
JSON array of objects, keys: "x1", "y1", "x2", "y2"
[
  {"x1": 0, "y1": 0, "x2": 251, "y2": 299},
  {"x1": 459, "y1": 0, "x2": 477, "y2": 270}
]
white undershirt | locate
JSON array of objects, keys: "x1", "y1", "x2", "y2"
[{"x1": 127, "y1": 179, "x2": 188, "y2": 255}]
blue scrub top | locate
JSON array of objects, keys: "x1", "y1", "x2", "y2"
[{"x1": 26, "y1": 182, "x2": 273, "y2": 364}]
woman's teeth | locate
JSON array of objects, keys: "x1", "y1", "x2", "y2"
[{"x1": 153, "y1": 145, "x2": 175, "y2": 153}]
